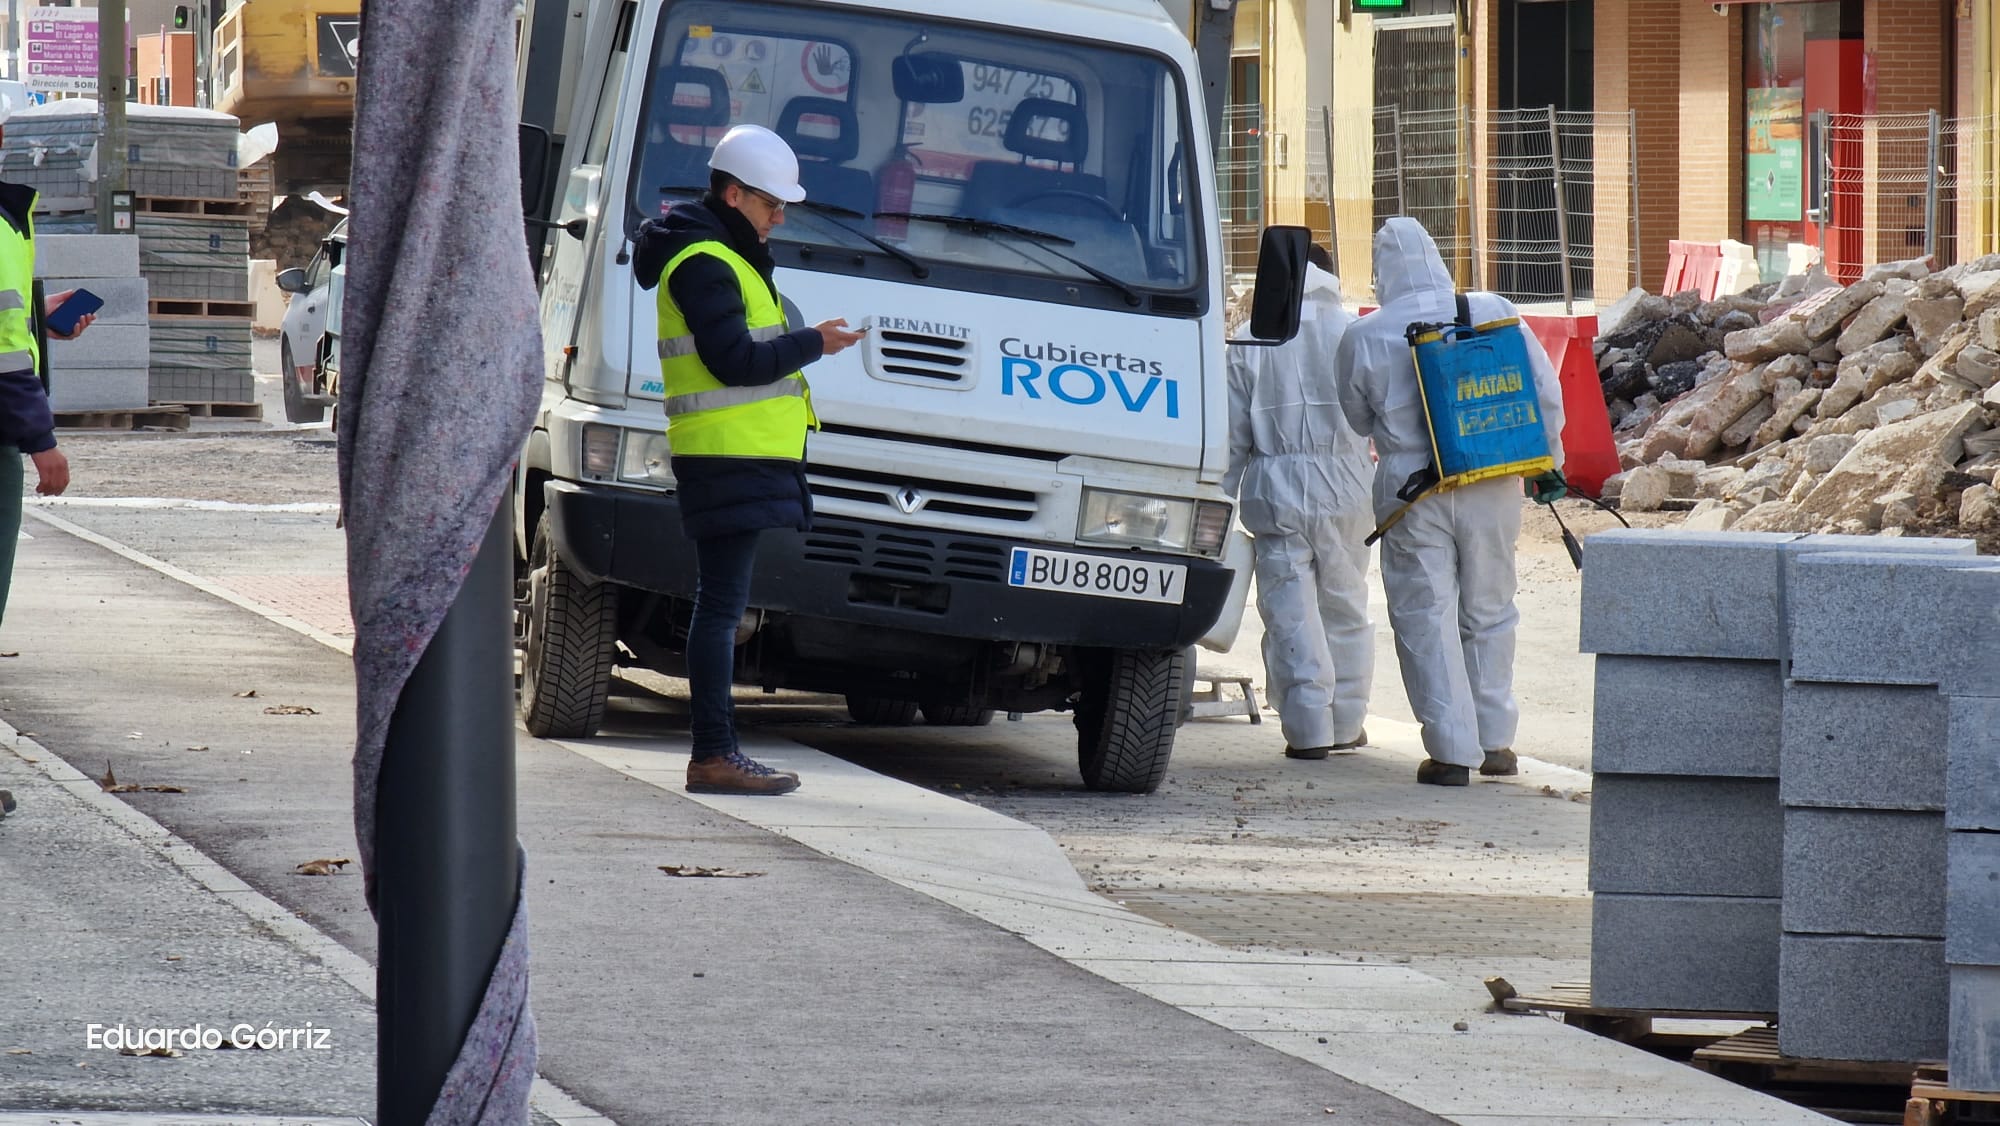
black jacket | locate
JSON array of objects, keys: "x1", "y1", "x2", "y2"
[
  {"x1": 0, "y1": 182, "x2": 54, "y2": 455},
  {"x1": 634, "y1": 195, "x2": 825, "y2": 541}
]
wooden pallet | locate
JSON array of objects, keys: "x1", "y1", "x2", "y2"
[
  {"x1": 155, "y1": 400, "x2": 262, "y2": 420},
  {"x1": 135, "y1": 195, "x2": 255, "y2": 218},
  {"x1": 54, "y1": 406, "x2": 190, "y2": 431},
  {"x1": 1692, "y1": 1027, "x2": 1918, "y2": 1087},
  {"x1": 149, "y1": 299, "x2": 255, "y2": 319},
  {"x1": 1904, "y1": 1063, "x2": 2000, "y2": 1124},
  {"x1": 1498, "y1": 981, "x2": 1771, "y2": 1048}
]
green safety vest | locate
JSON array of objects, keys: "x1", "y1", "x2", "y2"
[
  {"x1": 656, "y1": 240, "x2": 814, "y2": 459},
  {"x1": 0, "y1": 197, "x2": 38, "y2": 376}
]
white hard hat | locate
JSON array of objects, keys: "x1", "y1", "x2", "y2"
[{"x1": 708, "y1": 124, "x2": 806, "y2": 204}]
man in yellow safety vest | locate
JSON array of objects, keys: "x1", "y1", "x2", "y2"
[
  {"x1": 0, "y1": 96, "x2": 97, "y2": 633},
  {"x1": 634, "y1": 124, "x2": 865, "y2": 796}
]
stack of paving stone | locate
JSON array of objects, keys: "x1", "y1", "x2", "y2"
[
  {"x1": 3, "y1": 101, "x2": 253, "y2": 405},
  {"x1": 1582, "y1": 528, "x2": 2000, "y2": 1082},
  {"x1": 33, "y1": 234, "x2": 148, "y2": 412}
]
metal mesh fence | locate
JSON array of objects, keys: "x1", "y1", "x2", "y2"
[
  {"x1": 1811, "y1": 111, "x2": 2000, "y2": 282},
  {"x1": 1217, "y1": 103, "x2": 1636, "y2": 310}
]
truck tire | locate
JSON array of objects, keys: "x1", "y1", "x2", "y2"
[
  {"x1": 519, "y1": 512, "x2": 617, "y2": 739},
  {"x1": 281, "y1": 338, "x2": 325, "y2": 424},
  {"x1": 1074, "y1": 647, "x2": 1187, "y2": 794},
  {"x1": 921, "y1": 703, "x2": 994, "y2": 727},
  {"x1": 846, "y1": 695, "x2": 918, "y2": 725}
]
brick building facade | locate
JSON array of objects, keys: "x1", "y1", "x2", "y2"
[{"x1": 1223, "y1": 0, "x2": 1967, "y2": 302}]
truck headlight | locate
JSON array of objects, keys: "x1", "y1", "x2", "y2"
[
  {"x1": 619, "y1": 431, "x2": 675, "y2": 488},
  {"x1": 580, "y1": 423, "x2": 619, "y2": 482},
  {"x1": 1078, "y1": 488, "x2": 1194, "y2": 552}
]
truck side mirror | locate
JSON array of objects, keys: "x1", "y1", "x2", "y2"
[
  {"x1": 276, "y1": 267, "x2": 309, "y2": 294},
  {"x1": 1234, "y1": 225, "x2": 1310, "y2": 346},
  {"x1": 519, "y1": 122, "x2": 553, "y2": 216}
]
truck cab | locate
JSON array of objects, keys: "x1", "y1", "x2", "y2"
[{"x1": 515, "y1": 0, "x2": 1299, "y2": 792}]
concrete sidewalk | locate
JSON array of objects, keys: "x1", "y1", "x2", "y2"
[{"x1": 0, "y1": 499, "x2": 1838, "y2": 1124}]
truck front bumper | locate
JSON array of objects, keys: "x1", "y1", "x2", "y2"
[{"x1": 545, "y1": 481, "x2": 1233, "y2": 650}]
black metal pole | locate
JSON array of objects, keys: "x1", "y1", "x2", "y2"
[{"x1": 376, "y1": 505, "x2": 519, "y2": 1126}]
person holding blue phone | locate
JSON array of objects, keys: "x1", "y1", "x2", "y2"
[{"x1": 0, "y1": 94, "x2": 97, "y2": 633}]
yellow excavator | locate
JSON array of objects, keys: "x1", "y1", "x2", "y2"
[{"x1": 210, "y1": 0, "x2": 359, "y2": 193}]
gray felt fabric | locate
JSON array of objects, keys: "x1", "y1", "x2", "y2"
[{"x1": 338, "y1": 0, "x2": 543, "y2": 1120}]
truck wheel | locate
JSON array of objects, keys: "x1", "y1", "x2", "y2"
[
  {"x1": 921, "y1": 703, "x2": 994, "y2": 727},
  {"x1": 1074, "y1": 647, "x2": 1187, "y2": 794},
  {"x1": 846, "y1": 696, "x2": 917, "y2": 725},
  {"x1": 519, "y1": 512, "x2": 617, "y2": 738},
  {"x1": 280, "y1": 339, "x2": 325, "y2": 424}
]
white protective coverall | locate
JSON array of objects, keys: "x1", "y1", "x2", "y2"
[
  {"x1": 1224, "y1": 263, "x2": 1375, "y2": 751},
  {"x1": 1333, "y1": 218, "x2": 1566, "y2": 768}
]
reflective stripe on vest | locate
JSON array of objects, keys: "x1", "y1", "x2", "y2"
[
  {"x1": 0, "y1": 197, "x2": 38, "y2": 375},
  {"x1": 655, "y1": 239, "x2": 813, "y2": 460},
  {"x1": 657, "y1": 322, "x2": 786, "y2": 360}
]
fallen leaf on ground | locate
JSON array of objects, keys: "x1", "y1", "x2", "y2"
[
  {"x1": 118, "y1": 1046, "x2": 180, "y2": 1058},
  {"x1": 263, "y1": 705, "x2": 317, "y2": 716},
  {"x1": 659, "y1": 865, "x2": 764, "y2": 879},
  {"x1": 5, "y1": 1048, "x2": 29, "y2": 1055},
  {"x1": 234, "y1": 689, "x2": 258, "y2": 698},
  {"x1": 0, "y1": 652, "x2": 18, "y2": 658},
  {"x1": 295, "y1": 858, "x2": 352, "y2": 876},
  {"x1": 185, "y1": 745, "x2": 209, "y2": 752},
  {"x1": 98, "y1": 762, "x2": 115, "y2": 790},
  {"x1": 105, "y1": 783, "x2": 187, "y2": 794},
  {"x1": 164, "y1": 955, "x2": 182, "y2": 961},
  {"x1": 125, "y1": 732, "x2": 142, "y2": 740}
]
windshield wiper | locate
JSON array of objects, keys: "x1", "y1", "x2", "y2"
[
  {"x1": 788, "y1": 199, "x2": 929, "y2": 279},
  {"x1": 875, "y1": 211, "x2": 1143, "y2": 308},
  {"x1": 658, "y1": 188, "x2": 926, "y2": 279}
]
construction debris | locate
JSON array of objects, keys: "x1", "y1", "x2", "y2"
[{"x1": 1596, "y1": 254, "x2": 2000, "y2": 546}]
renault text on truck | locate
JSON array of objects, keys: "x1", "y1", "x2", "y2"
[{"x1": 513, "y1": 0, "x2": 1303, "y2": 792}]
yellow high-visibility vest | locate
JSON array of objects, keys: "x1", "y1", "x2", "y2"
[
  {"x1": 0, "y1": 198, "x2": 39, "y2": 375},
  {"x1": 656, "y1": 240, "x2": 814, "y2": 459}
]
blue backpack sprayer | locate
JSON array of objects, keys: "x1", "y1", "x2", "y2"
[{"x1": 1365, "y1": 295, "x2": 1608, "y2": 568}]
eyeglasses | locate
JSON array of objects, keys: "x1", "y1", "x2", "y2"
[{"x1": 746, "y1": 187, "x2": 786, "y2": 214}]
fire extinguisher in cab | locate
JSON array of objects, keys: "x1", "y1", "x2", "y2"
[{"x1": 876, "y1": 145, "x2": 918, "y2": 240}]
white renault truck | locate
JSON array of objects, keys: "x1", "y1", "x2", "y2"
[{"x1": 512, "y1": 0, "x2": 1304, "y2": 791}]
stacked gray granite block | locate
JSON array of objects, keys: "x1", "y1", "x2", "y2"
[
  {"x1": 1584, "y1": 529, "x2": 2000, "y2": 1078},
  {"x1": 1584, "y1": 530, "x2": 1794, "y2": 1014},
  {"x1": 1785, "y1": 550, "x2": 1999, "y2": 1064},
  {"x1": 33, "y1": 235, "x2": 148, "y2": 412}
]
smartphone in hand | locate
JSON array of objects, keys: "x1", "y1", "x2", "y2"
[{"x1": 46, "y1": 288, "x2": 103, "y2": 336}]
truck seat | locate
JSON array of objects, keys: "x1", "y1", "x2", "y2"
[
  {"x1": 775, "y1": 96, "x2": 874, "y2": 218},
  {"x1": 960, "y1": 98, "x2": 1107, "y2": 219},
  {"x1": 639, "y1": 66, "x2": 731, "y2": 203}
]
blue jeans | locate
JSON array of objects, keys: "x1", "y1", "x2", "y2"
[{"x1": 688, "y1": 529, "x2": 762, "y2": 761}]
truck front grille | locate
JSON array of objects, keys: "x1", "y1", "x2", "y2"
[
  {"x1": 807, "y1": 464, "x2": 1038, "y2": 524},
  {"x1": 799, "y1": 519, "x2": 1011, "y2": 584}
]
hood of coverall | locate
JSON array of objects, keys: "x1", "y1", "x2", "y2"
[
  {"x1": 1303, "y1": 261, "x2": 1341, "y2": 302},
  {"x1": 1372, "y1": 216, "x2": 1456, "y2": 323}
]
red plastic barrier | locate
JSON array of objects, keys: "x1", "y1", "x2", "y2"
[
  {"x1": 1522, "y1": 313, "x2": 1619, "y2": 499},
  {"x1": 1663, "y1": 239, "x2": 1724, "y2": 301}
]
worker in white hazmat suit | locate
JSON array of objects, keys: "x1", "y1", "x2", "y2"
[
  {"x1": 1334, "y1": 217, "x2": 1566, "y2": 786},
  {"x1": 1224, "y1": 244, "x2": 1376, "y2": 759}
]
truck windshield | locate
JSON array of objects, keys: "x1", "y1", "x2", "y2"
[{"x1": 631, "y1": 2, "x2": 1204, "y2": 308}]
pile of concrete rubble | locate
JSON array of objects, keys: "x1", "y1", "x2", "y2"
[{"x1": 1595, "y1": 257, "x2": 2000, "y2": 542}]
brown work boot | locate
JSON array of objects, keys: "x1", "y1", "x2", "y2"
[
  {"x1": 1416, "y1": 759, "x2": 1469, "y2": 787},
  {"x1": 1480, "y1": 748, "x2": 1519, "y2": 776},
  {"x1": 686, "y1": 751, "x2": 801, "y2": 796},
  {"x1": 1331, "y1": 728, "x2": 1369, "y2": 751},
  {"x1": 1284, "y1": 744, "x2": 1332, "y2": 760}
]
